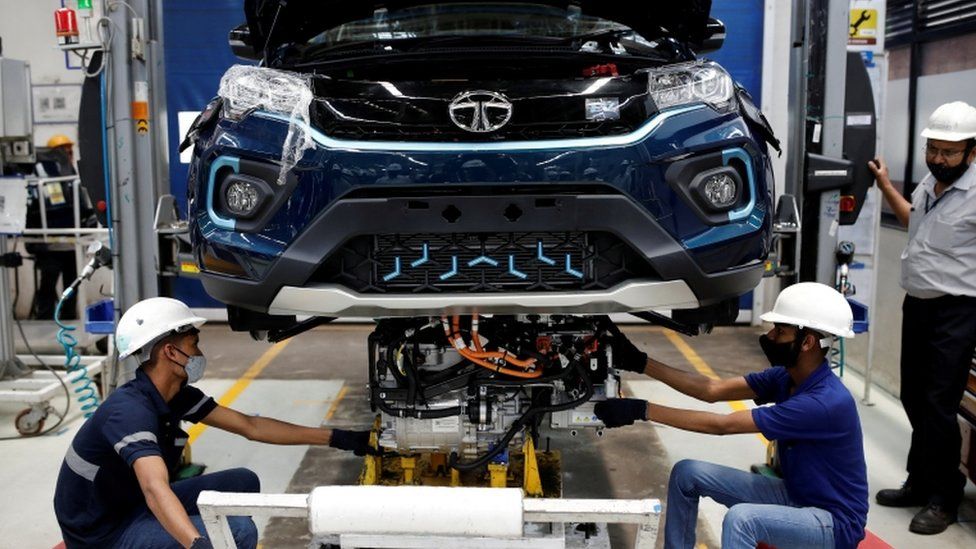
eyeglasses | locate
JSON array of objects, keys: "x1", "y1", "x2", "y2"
[{"x1": 923, "y1": 144, "x2": 968, "y2": 160}]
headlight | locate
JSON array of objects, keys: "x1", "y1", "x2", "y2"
[
  {"x1": 701, "y1": 173, "x2": 738, "y2": 209},
  {"x1": 646, "y1": 61, "x2": 734, "y2": 112},
  {"x1": 218, "y1": 65, "x2": 313, "y2": 121},
  {"x1": 217, "y1": 65, "x2": 314, "y2": 186}
]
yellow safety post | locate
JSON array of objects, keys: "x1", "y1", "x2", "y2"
[
  {"x1": 522, "y1": 437, "x2": 543, "y2": 497},
  {"x1": 488, "y1": 462, "x2": 508, "y2": 488},
  {"x1": 430, "y1": 453, "x2": 448, "y2": 477},
  {"x1": 359, "y1": 416, "x2": 383, "y2": 485},
  {"x1": 450, "y1": 467, "x2": 461, "y2": 487},
  {"x1": 401, "y1": 456, "x2": 418, "y2": 484}
]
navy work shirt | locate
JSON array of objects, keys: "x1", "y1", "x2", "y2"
[
  {"x1": 745, "y1": 361, "x2": 868, "y2": 549},
  {"x1": 53, "y1": 369, "x2": 217, "y2": 548}
]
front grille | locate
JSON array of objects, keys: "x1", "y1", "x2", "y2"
[
  {"x1": 313, "y1": 232, "x2": 657, "y2": 294},
  {"x1": 322, "y1": 121, "x2": 637, "y2": 142}
]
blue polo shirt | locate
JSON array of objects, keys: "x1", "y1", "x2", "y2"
[
  {"x1": 745, "y1": 361, "x2": 868, "y2": 549},
  {"x1": 53, "y1": 369, "x2": 216, "y2": 548}
]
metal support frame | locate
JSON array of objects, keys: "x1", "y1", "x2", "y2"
[
  {"x1": 784, "y1": 0, "x2": 851, "y2": 284},
  {"x1": 106, "y1": 0, "x2": 165, "y2": 317},
  {"x1": 0, "y1": 236, "x2": 27, "y2": 378},
  {"x1": 1, "y1": 176, "x2": 110, "y2": 376},
  {"x1": 812, "y1": 0, "x2": 850, "y2": 285},
  {"x1": 198, "y1": 489, "x2": 661, "y2": 549}
]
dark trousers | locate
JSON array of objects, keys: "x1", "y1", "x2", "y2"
[
  {"x1": 32, "y1": 249, "x2": 78, "y2": 320},
  {"x1": 113, "y1": 467, "x2": 260, "y2": 548},
  {"x1": 901, "y1": 294, "x2": 976, "y2": 510}
]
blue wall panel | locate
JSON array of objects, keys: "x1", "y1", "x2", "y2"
[
  {"x1": 709, "y1": 0, "x2": 765, "y2": 106},
  {"x1": 163, "y1": 0, "x2": 247, "y2": 306}
]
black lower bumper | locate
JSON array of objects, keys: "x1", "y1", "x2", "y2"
[{"x1": 199, "y1": 192, "x2": 765, "y2": 315}]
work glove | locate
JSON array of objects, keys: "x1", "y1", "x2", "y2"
[
  {"x1": 329, "y1": 429, "x2": 382, "y2": 456},
  {"x1": 609, "y1": 330, "x2": 648, "y2": 374},
  {"x1": 594, "y1": 398, "x2": 648, "y2": 428},
  {"x1": 189, "y1": 537, "x2": 213, "y2": 549}
]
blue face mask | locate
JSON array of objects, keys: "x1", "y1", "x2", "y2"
[{"x1": 174, "y1": 348, "x2": 208, "y2": 384}]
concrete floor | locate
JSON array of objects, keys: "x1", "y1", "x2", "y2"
[{"x1": 1, "y1": 323, "x2": 974, "y2": 548}]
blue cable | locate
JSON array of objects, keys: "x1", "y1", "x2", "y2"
[{"x1": 55, "y1": 287, "x2": 100, "y2": 417}]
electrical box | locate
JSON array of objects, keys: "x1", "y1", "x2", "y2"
[{"x1": 0, "y1": 58, "x2": 35, "y2": 164}]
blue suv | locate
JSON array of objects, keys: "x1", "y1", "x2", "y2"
[{"x1": 183, "y1": 1, "x2": 777, "y2": 328}]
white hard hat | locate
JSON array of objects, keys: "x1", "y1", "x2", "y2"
[
  {"x1": 920, "y1": 101, "x2": 976, "y2": 142},
  {"x1": 760, "y1": 282, "x2": 855, "y2": 339},
  {"x1": 116, "y1": 297, "x2": 206, "y2": 362}
]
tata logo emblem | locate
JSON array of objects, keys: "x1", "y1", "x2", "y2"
[{"x1": 448, "y1": 91, "x2": 513, "y2": 133}]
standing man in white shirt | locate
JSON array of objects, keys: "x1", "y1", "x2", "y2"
[{"x1": 868, "y1": 101, "x2": 976, "y2": 535}]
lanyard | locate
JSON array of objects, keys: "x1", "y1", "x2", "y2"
[{"x1": 924, "y1": 191, "x2": 949, "y2": 214}]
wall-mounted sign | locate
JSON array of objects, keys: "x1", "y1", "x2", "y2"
[
  {"x1": 31, "y1": 84, "x2": 82, "y2": 125},
  {"x1": 849, "y1": 0, "x2": 886, "y2": 52}
]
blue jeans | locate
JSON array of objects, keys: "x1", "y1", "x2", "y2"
[
  {"x1": 114, "y1": 468, "x2": 260, "y2": 549},
  {"x1": 665, "y1": 459, "x2": 834, "y2": 549}
]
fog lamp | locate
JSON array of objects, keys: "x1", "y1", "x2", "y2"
[
  {"x1": 702, "y1": 173, "x2": 738, "y2": 209},
  {"x1": 225, "y1": 180, "x2": 260, "y2": 217}
]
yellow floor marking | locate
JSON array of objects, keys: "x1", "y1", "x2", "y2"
[
  {"x1": 662, "y1": 329, "x2": 768, "y2": 446},
  {"x1": 187, "y1": 339, "x2": 293, "y2": 445},
  {"x1": 323, "y1": 385, "x2": 349, "y2": 422}
]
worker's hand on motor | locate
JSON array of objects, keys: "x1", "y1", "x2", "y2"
[
  {"x1": 594, "y1": 398, "x2": 648, "y2": 428},
  {"x1": 329, "y1": 429, "x2": 382, "y2": 456},
  {"x1": 610, "y1": 331, "x2": 648, "y2": 374},
  {"x1": 189, "y1": 537, "x2": 213, "y2": 549},
  {"x1": 867, "y1": 158, "x2": 890, "y2": 188}
]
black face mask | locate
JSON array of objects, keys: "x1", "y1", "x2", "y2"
[
  {"x1": 759, "y1": 333, "x2": 803, "y2": 369},
  {"x1": 927, "y1": 159, "x2": 971, "y2": 185}
]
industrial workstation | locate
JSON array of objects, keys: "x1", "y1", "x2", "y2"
[{"x1": 1, "y1": 1, "x2": 975, "y2": 548}]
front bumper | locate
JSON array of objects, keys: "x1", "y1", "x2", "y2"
[
  {"x1": 268, "y1": 279, "x2": 699, "y2": 317},
  {"x1": 198, "y1": 192, "x2": 765, "y2": 317}
]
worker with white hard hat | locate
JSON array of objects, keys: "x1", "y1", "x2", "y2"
[
  {"x1": 595, "y1": 283, "x2": 867, "y2": 549},
  {"x1": 868, "y1": 101, "x2": 976, "y2": 534},
  {"x1": 53, "y1": 297, "x2": 378, "y2": 549}
]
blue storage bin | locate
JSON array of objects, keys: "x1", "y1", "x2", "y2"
[
  {"x1": 85, "y1": 299, "x2": 116, "y2": 334},
  {"x1": 847, "y1": 298, "x2": 869, "y2": 334}
]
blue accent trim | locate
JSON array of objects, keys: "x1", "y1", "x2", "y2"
[
  {"x1": 253, "y1": 105, "x2": 704, "y2": 153},
  {"x1": 439, "y1": 256, "x2": 459, "y2": 280},
  {"x1": 537, "y1": 241, "x2": 555, "y2": 265},
  {"x1": 683, "y1": 210, "x2": 764, "y2": 249},
  {"x1": 565, "y1": 254, "x2": 584, "y2": 279},
  {"x1": 723, "y1": 148, "x2": 756, "y2": 222},
  {"x1": 382, "y1": 257, "x2": 402, "y2": 282},
  {"x1": 468, "y1": 255, "x2": 499, "y2": 267},
  {"x1": 207, "y1": 156, "x2": 239, "y2": 230},
  {"x1": 683, "y1": 147, "x2": 764, "y2": 249},
  {"x1": 507, "y1": 255, "x2": 527, "y2": 279},
  {"x1": 410, "y1": 243, "x2": 429, "y2": 268}
]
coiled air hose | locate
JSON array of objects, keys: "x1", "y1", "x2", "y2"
[{"x1": 55, "y1": 286, "x2": 100, "y2": 417}]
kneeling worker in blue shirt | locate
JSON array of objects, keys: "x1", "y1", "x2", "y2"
[
  {"x1": 53, "y1": 298, "x2": 378, "y2": 549},
  {"x1": 595, "y1": 283, "x2": 868, "y2": 549}
]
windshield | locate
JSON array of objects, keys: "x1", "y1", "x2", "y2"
[{"x1": 308, "y1": 3, "x2": 633, "y2": 46}]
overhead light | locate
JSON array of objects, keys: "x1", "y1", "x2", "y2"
[
  {"x1": 380, "y1": 81, "x2": 404, "y2": 97},
  {"x1": 582, "y1": 77, "x2": 612, "y2": 95}
]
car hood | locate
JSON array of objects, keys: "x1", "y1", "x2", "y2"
[{"x1": 244, "y1": 0, "x2": 712, "y2": 56}]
